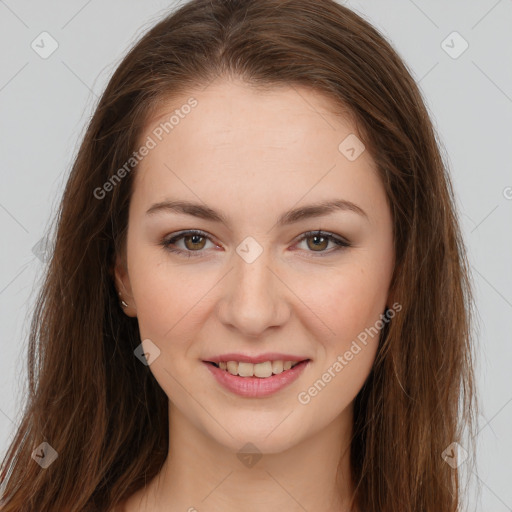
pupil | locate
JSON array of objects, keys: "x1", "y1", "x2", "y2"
[
  {"x1": 187, "y1": 234, "x2": 204, "y2": 250},
  {"x1": 310, "y1": 235, "x2": 326, "y2": 250}
]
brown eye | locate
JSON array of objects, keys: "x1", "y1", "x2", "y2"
[
  {"x1": 295, "y1": 231, "x2": 351, "y2": 257},
  {"x1": 162, "y1": 230, "x2": 215, "y2": 257},
  {"x1": 183, "y1": 234, "x2": 207, "y2": 251},
  {"x1": 306, "y1": 234, "x2": 329, "y2": 251},
  {"x1": 162, "y1": 230, "x2": 350, "y2": 259}
]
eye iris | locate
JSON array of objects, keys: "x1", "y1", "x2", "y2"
[
  {"x1": 307, "y1": 235, "x2": 328, "y2": 251},
  {"x1": 184, "y1": 234, "x2": 206, "y2": 250}
]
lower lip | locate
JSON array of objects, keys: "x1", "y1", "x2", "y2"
[{"x1": 203, "y1": 360, "x2": 310, "y2": 398}]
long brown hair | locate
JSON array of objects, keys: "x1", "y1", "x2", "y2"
[{"x1": 0, "y1": 1, "x2": 477, "y2": 510}]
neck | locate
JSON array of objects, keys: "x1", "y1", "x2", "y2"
[{"x1": 133, "y1": 401, "x2": 357, "y2": 512}]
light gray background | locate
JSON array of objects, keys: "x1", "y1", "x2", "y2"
[{"x1": 1, "y1": 0, "x2": 511, "y2": 509}]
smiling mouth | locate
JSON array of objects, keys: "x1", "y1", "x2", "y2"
[{"x1": 205, "y1": 359, "x2": 310, "y2": 378}]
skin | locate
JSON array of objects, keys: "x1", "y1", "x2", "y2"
[{"x1": 114, "y1": 77, "x2": 395, "y2": 512}]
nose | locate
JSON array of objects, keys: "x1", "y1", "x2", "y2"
[{"x1": 216, "y1": 242, "x2": 290, "y2": 338}]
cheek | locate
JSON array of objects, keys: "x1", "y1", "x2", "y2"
[
  {"x1": 128, "y1": 247, "x2": 219, "y2": 343},
  {"x1": 126, "y1": 244, "x2": 183, "y2": 335},
  {"x1": 296, "y1": 267, "x2": 385, "y2": 412},
  {"x1": 297, "y1": 339, "x2": 377, "y2": 425},
  {"x1": 300, "y1": 261, "x2": 389, "y2": 346}
]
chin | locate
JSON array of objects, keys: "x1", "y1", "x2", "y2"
[{"x1": 201, "y1": 412, "x2": 311, "y2": 455}]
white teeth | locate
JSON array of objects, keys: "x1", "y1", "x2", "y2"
[
  {"x1": 254, "y1": 361, "x2": 273, "y2": 378},
  {"x1": 271, "y1": 360, "x2": 284, "y2": 374},
  {"x1": 238, "y1": 362, "x2": 254, "y2": 377},
  {"x1": 227, "y1": 361, "x2": 238, "y2": 375},
  {"x1": 217, "y1": 360, "x2": 301, "y2": 377}
]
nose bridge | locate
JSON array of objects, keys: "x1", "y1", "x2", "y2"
[
  {"x1": 235, "y1": 240, "x2": 273, "y2": 300},
  {"x1": 219, "y1": 235, "x2": 288, "y2": 336}
]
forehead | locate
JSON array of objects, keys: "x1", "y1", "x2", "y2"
[
  {"x1": 141, "y1": 79, "x2": 357, "y2": 154},
  {"x1": 130, "y1": 79, "x2": 384, "y2": 223}
]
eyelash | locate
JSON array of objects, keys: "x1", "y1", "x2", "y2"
[{"x1": 160, "y1": 229, "x2": 351, "y2": 258}]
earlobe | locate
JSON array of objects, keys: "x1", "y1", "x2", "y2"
[{"x1": 113, "y1": 256, "x2": 137, "y2": 317}]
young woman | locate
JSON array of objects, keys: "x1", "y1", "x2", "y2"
[{"x1": 0, "y1": 0, "x2": 476, "y2": 510}]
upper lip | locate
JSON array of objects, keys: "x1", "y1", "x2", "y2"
[{"x1": 204, "y1": 353, "x2": 311, "y2": 364}]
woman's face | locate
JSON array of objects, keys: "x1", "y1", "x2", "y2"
[{"x1": 115, "y1": 78, "x2": 394, "y2": 453}]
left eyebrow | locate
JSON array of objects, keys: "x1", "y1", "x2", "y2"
[{"x1": 145, "y1": 198, "x2": 369, "y2": 227}]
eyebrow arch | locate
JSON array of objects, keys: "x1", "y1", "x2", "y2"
[{"x1": 145, "y1": 198, "x2": 368, "y2": 226}]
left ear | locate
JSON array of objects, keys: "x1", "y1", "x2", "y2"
[{"x1": 113, "y1": 253, "x2": 137, "y2": 318}]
